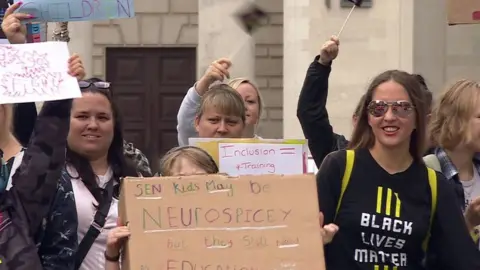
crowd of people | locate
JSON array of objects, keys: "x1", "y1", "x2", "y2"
[{"x1": 1, "y1": 2, "x2": 480, "y2": 270}]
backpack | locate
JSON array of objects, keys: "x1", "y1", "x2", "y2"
[
  {"x1": 423, "y1": 154, "x2": 441, "y2": 172},
  {"x1": 334, "y1": 150, "x2": 438, "y2": 252}
]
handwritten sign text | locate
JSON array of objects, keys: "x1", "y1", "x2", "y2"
[
  {"x1": 119, "y1": 174, "x2": 325, "y2": 270},
  {"x1": 15, "y1": 0, "x2": 134, "y2": 22},
  {"x1": 218, "y1": 143, "x2": 304, "y2": 176}
]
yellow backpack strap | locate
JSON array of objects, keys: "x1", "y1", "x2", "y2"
[
  {"x1": 422, "y1": 167, "x2": 437, "y2": 252},
  {"x1": 335, "y1": 150, "x2": 355, "y2": 221}
]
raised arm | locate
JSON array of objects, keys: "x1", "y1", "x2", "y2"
[
  {"x1": 177, "y1": 85, "x2": 203, "y2": 146},
  {"x1": 176, "y1": 58, "x2": 231, "y2": 146},
  {"x1": 10, "y1": 99, "x2": 72, "y2": 235},
  {"x1": 297, "y1": 36, "x2": 344, "y2": 168}
]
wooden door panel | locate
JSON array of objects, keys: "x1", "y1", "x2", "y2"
[
  {"x1": 106, "y1": 47, "x2": 196, "y2": 173},
  {"x1": 106, "y1": 48, "x2": 151, "y2": 158}
]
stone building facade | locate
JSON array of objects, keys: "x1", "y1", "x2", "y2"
[{"x1": 50, "y1": 0, "x2": 480, "y2": 167}]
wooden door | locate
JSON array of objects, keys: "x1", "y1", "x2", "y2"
[{"x1": 106, "y1": 48, "x2": 196, "y2": 173}]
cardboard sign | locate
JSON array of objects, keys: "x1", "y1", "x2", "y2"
[
  {"x1": 447, "y1": 0, "x2": 480, "y2": 25},
  {"x1": 119, "y1": 174, "x2": 325, "y2": 270},
  {"x1": 189, "y1": 138, "x2": 309, "y2": 175}
]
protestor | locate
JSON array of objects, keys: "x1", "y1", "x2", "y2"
[
  {"x1": 177, "y1": 58, "x2": 263, "y2": 146},
  {"x1": 425, "y1": 80, "x2": 480, "y2": 268},
  {"x1": 0, "y1": 2, "x2": 90, "y2": 192},
  {"x1": 0, "y1": 3, "x2": 85, "y2": 269},
  {"x1": 36, "y1": 81, "x2": 139, "y2": 269},
  {"x1": 192, "y1": 83, "x2": 247, "y2": 139},
  {"x1": 81, "y1": 78, "x2": 152, "y2": 177},
  {"x1": 317, "y1": 70, "x2": 480, "y2": 269},
  {"x1": 297, "y1": 36, "x2": 434, "y2": 168}
]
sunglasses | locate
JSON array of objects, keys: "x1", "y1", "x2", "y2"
[
  {"x1": 78, "y1": 81, "x2": 111, "y2": 89},
  {"x1": 367, "y1": 100, "x2": 414, "y2": 118}
]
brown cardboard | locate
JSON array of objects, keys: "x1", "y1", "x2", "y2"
[
  {"x1": 448, "y1": 0, "x2": 480, "y2": 25},
  {"x1": 119, "y1": 174, "x2": 325, "y2": 270}
]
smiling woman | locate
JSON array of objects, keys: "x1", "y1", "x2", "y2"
[{"x1": 37, "y1": 80, "x2": 141, "y2": 270}]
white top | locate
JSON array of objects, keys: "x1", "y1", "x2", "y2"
[
  {"x1": 461, "y1": 165, "x2": 480, "y2": 249},
  {"x1": 68, "y1": 165, "x2": 119, "y2": 270},
  {"x1": 6, "y1": 150, "x2": 25, "y2": 190}
]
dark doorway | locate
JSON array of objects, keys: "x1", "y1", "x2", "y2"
[{"x1": 106, "y1": 47, "x2": 196, "y2": 173}]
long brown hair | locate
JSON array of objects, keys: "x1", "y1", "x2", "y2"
[{"x1": 348, "y1": 70, "x2": 427, "y2": 161}]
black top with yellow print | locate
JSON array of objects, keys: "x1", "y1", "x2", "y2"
[{"x1": 317, "y1": 148, "x2": 480, "y2": 270}]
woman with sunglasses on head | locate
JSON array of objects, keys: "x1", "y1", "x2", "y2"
[
  {"x1": 177, "y1": 58, "x2": 263, "y2": 146},
  {"x1": 80, "y1": 78, "x2": 152, "y2": 177},
  {"x1": 317, "y1": 70, "x2": 480, "y2": 270},
  {"x1": 297, "y1": 36, "x2": 434, "y2": 169},
  {"x1": 104, "y1": 146, "x2": 219, "y2": 269},
  {"x1": 36, "y1": 80, "x2": 140, "y2": 270}
]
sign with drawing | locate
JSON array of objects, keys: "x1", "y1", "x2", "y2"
[
  {"x1": 0, "y1": 42, "x2": 81, "y2": 104},
  {"x1": 119, "y1": 174, "x2": 326, "y2": 270},
  {"x1": 189, "y1": 138, "x2": 309, "y2": 176},
  {"x1": 14, "y1": 0, "x2": 135, "y2": 22}
]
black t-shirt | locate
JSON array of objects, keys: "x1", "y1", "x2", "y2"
[{"x1": 317, "y1": 148, "x2": 480, "y2": 270}]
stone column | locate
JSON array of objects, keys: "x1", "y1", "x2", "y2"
[
  {"x1": 283, "y1": 0, "x2": 324, "y2": 139},
  {"x1": 61, "y1": 21, "x2": 94, "y2": 79},
  {"x1": 400, "y1": 0, "x2": 447, "y2": 95},
  {"x1": 197, "y1": 0, "x2": 255, "y2": 80}
]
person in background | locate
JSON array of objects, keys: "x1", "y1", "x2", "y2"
[
  {"x1": 0, "y1": 3, "x2": 85, "y2": 269},
  {"x1": 297, "y1": 36, "x2": 434, "y2": 168},
  {"x1": 0, "y1": 103, "x2": 24, "y2": 186},
  {"x1": 80, "y1": 78, "x2": 152, "y2": 177},
  {"x1": 317, "y1": 69, "x2": 480, "y2": 269},
  {"x1": 0, "y1": 93, "x2": 75, "y2": 270},
  {"x1": 193, "y1": 84, "x2": 246, "y2": 139},
  {"x1": 0, "y1": 3, "x2": 86, "y2": 188},
  {"x1": 103, "y1": 145, "x2": 219, "y2": 270},
  {"x1": 159, "y1": 145, "x2": 219, "y2": 176},
  {"x1": 36, "y1": 81, "x2": 139, "y2": 270},
  {"x1": 177, "y1": 58, "x2": 263, "y2": 146},
  {"x1": 427, "y1": 80, "x2": 480, "y2": 251},
  {"x1": 13, "y1": 102, "x2": 37, "y2": 146}
]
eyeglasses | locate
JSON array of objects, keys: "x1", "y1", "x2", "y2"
[
  {"x1": 78, "y1": 81, "x2": 111, "y2": 89},
  {"x1": 367, "y1": 100, "x2": 414, "y2": 118}
]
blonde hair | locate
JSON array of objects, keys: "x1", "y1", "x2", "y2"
[
  {"x1": 197, "y1": 84, "x2": 246, "y2": 122},
  {"x1": 430, "y1": 79, "x2": 480, "y2": 150},
  {"x1": 228, "y1": 78, "x2": 264, "y2": 119},
  {"x1": 159, "y1": 146, "x2": 219, "y2": 176},
  {"x1": 0, "y1": 104, "x2": 14, "y2": 136}
]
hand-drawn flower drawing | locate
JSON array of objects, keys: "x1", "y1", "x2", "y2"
[
  {"x1": 21, "y1": 50, "x2": 49, "y2": 76},
  {"x1": 0, "y1": 46, "x2": 21, "y2": 67}
]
